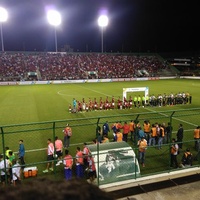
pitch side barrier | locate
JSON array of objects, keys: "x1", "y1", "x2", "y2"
[
  {"x1": 1, "y1": 76, "x2": 200, "y2": 86},
  {"x1": 0, "y1": 108, "x2": 200, "y2": 186},
  {"x1": 0, "y1": 77, "x2": 177, "y2": 86}
]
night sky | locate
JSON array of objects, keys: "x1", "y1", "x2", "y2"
[{"x1": 0, "y1": 0, "x2": 199, "y2": 53}]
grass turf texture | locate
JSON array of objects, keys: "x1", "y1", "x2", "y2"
[{"x1": 0, "y1": 79, "x2": 199, "y2": 181}]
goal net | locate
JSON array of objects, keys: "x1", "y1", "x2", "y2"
[{"x1": 123, "y1": 87, "x2": 149, "y2": 104}]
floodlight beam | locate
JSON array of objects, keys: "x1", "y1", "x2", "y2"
[
  {"x1": 47, "y1": 10, "x2": 61, "y2": 52},
  {"x1": 98, "y1": 15, "x2": 108, "y2": 53},
  {"x1": 0, "y1": 7, "x2": 8, "y2": 52}
]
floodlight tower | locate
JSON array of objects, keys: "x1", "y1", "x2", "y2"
[
  {"x1": 98, "y1": 15, "x2": 108, "y2": 53},
  {"x1": 0, "y1": 7, "x2": 8, "y2": 52},
  {"x1": 47, "y1": 10, "x2": 61, "y2": 52}
]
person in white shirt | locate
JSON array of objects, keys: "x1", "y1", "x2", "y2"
[
  {"x1": 12, "y1": 159, "x2": 21, "y2": 186},
  {"x1": 0, "y1": 154, "x2": 9, "y2": 186}
]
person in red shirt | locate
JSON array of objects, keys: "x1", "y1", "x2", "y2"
[
  {"x1": 82, "y1": 143, "x2": 89, "y2": 169},
  {"x1": 63, "y1": 149, "x2": 73, "y2": 180},
  {"x1": 87, "y1": 155, "x2": 96, "y2": 183},
  {"x1": 111, "y1": 96, "x2": 115, "y2": 109},
  {"x1": 129, "y1": 96, "x2": 133, "y2": 109},
  {"x1": 76, "y1": 147, "x2": 84, "y2": 178},
  {"x1": 77, "y1": 101, "x2": 82, "y2": 112},
  {"x1": 94, "y1": 98, "x2": 98, "y2": 110},
  {"x1": 122, "y1": 121, "x2": 130, "y2": 142}
]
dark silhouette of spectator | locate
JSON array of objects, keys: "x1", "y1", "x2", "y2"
[{"x1": 0, "y1": 177, "x2": 114, "y2": 200}]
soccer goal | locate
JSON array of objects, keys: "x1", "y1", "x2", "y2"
[{"x1": 123, "y1": 87, "x2": 149, "y2": 104}]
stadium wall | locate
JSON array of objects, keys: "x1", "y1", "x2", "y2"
[{"x1": 0, "y1": 76, "x2": 177, "y2": 86}]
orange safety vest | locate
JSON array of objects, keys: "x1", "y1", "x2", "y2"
[{"x1": 64, "y1": 154, "x2": 73, "y2": 169}]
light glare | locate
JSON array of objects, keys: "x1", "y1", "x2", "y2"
[
  {"x1": 0, "y1": 7, "x2": 8, "y2": 22},
  {"x1": 47, "y1": 10, "x2": 61, "y2": 26},
  {"x1": 98, "y1": 15, "x2": 108, "y2": 27}
]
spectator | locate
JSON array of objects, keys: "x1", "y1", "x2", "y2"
[
  {"x1": 176, "y1": 124, "x2": 184, "y2": 149},
  {"x1": 180, "y1": 148, "x2": 193, "y2": 168},
  {"x1": 116, "y1": 130, "x2": 123, "y2": 142},
  {"x1": 166, "y1": 122, "x2": 173, "y2": 144},
  {"x1": 137, "y1": 137, "x2": 147, "y2": 167},
  {"x1": 138, "y1": 126, "x2": 145, "y2": 141},
  {"x1": 122, "y1": 121, "x2": 130, "y2": 142},
  {"x1": 63, "y1": 124, "x2": 72, "y2": 148},
  {"x1": 194, "y1": 126, "x2": 200, "y2": 151},
  {"x1": 102, "y1": 135, "x2": 109, "y2": 143},
  {"x1": 96, "y1": 125, "x2": 101, "y2": 139},
  {"x1": 157, "y1": 124, "x2": 165, "y2": 150},
  {"x1": 63, "y1": 149, "x2": 73, "y2": 180},
  {"x1": 75, "y1": 147, "x2": 84, "y2": 178},
  {"x1": 0, "y1": 177, "x2": 114, "y2": 200},
  {"x1": 143, "y1": 120, "x2": 151, "y2": 144},
  {"x1": 87, "y1": 155, "x2": 96, "y2": 183},
  {"x1": 43, "y1": 139, "x2": 54, "y2": 173},
  {"x1": 102, "y1": 121, "x2": 110, "y2": 137},
  {"x1": 12, "y1": 159, "x2": 21, "y2": 186},
  {"x1": 129, "y1": 120, "x2": 135, "y2": 142},
  {"x1": 82, "y1": 143, "x2": 89, "y2": 169},
  {"x1": 0, "y1": 154, "x2": 9, "y2": 187},
  {"x1": 170, "y1": 138, "x2": 179, "y2": 168},
  {"x1": 18, "y1": 140, "x2": 25, "y2": 169},
  {"x1": 55, "y1": 136, "x2": 63, "y2": 166},
  {"x1": 149, "y1": 124, "x2": 157, "y2": 146}
]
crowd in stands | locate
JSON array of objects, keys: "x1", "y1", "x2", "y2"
[{"x1": 0, "y1": 52, "x2": 168, "y2": 81}]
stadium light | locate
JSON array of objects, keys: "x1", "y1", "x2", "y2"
[
  {"x1": 98, "y1": 15, "x2": 108, "y2": 53},
  {"x1": 47, "y1": 10, "x2": 61, "y2": 52},
  {"x1": 0, "y1": 7, "x2": 8, "y2": 52}
]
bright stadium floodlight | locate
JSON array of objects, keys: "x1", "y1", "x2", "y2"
[
  {"x1": 47, "y1": 10, "x2": 61, "y2": 52},
  {"x1": 0, "y1": 7, "x2": 8, "y2": 52},
  {"x1": 98, "y1": 15, "x2": 108, "y2": 53}
]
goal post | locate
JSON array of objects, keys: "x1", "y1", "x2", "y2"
[{"x1": 123, "y1": 87, "x2": 149, "y2": 104}]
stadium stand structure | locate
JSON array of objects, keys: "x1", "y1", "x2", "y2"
[{"x1": 0, "y1": 52, "x2": 175, "y2": 82}]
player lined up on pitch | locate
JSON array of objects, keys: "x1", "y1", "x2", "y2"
[{"x1": 68, "y1": 91, "x2": 192, "y2": 113}]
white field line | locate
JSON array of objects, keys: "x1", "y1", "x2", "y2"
[
  {"x1": 144, "y1": 107, "x2": 198, "y2": 127},
  {"x1": 13, "y1": 142, "x2": 90, "y2": 155},
  {"x1": 75, "y1": 85, "x2": 113, "y2": 97}
]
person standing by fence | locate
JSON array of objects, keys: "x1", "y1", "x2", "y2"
[
  {"x1": 18, "y1": 140, "x2": 25, "y2": 170},
  {"x1": 143, "y1": 120, "x2": 151, "y2": 145},
  {"x1": 75, "y1": 147, "x2": 84, "y2": 178},
  {"x1": 63, "y1": 124, "x2": 72, "y2": 148},
  {"x1": 122, "y1": 121, "x2": 130, "y2": 142},
  {"x1": 129, "y1": 120, "x2": 135, "y2": 142},
  {"x1": 63, "y1": 149, "x2": 73, "y2": 180},
  {"x1": 166, "y1": 122, "x2": 173, "y2": 144},
  {"x1": 55, "y1": 136, "x2": 63, "y2": 166},
  {"x1": 157, "y1": 124, "x2": 165, "y2": 149},
  {"x1": 176, "y1": 124, "x2": 184, "y2": 149},
  {"x1": 194, "y1": 126, "x2": 200, "y2": 151},
  {"x1": 43, "y1": 139, "x2": 54, "y2": 173},
  {"x1": 102, "y1": 121, "x2": 110, "y2": 137},
  {"x1": 138, "y1": 136, "x2": 147, "y2": 167},
  {"x1": 170, "y1": 138, "x2": 179, "y2": 168}
]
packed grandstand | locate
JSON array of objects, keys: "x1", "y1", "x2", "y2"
[
  {"x1": 0, "y1": 52, "x2": 174, "y2": 82},
  {"x1": 0, "y1": 52, "x2": 199, "y2": 82}
]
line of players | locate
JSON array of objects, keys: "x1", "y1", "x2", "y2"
[
  {"x1": 69, "y1": 96, "x2": 135, "y2": 113},
  {"x1": 149, "y1": 92, "x2": 192, "y2": 107},
  {"x1": 68, "y1": 91, "x2": 192, "y2": 113}
]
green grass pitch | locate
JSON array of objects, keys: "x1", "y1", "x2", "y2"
[{"x1": 0, "y1": 78, "x2": 199, "y2": 179}]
